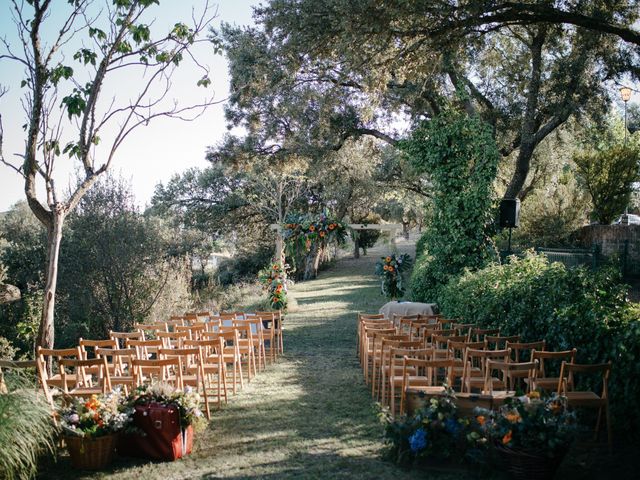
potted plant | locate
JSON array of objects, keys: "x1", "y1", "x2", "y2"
[
  {"x1": 475, "y1": 392, "x2": 577, "y2": 480},
  {"x1": 58, "y1": 389, "x2": 131, "y2": 470},
  {"x1": 375, "y1": 253, "x2": 412, "y2": 300},
  {"x1": 120, "y1": 383, "x2": 206, "y2": 461}
]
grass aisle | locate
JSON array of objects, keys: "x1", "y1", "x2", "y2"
[{"x1": 46, "y1": 238, "x2": 460, "y2": 479}]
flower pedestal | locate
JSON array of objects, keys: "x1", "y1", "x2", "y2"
[
  {"x1": 495, "y1": 445, "x2": 567, "y2": 480},
  {"x1": 64, "y1": 434, "x2": 117, "y2": 470}
]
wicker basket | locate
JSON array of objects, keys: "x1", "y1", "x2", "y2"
[
  {"x1": 65, "y1": 434, "x2": 117, "y2": 470},
  {"x1": 495, "y1": 445, "x2": 566, "y2": 480}
]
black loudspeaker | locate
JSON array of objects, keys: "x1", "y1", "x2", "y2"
[{"x1": 499, "y1": 198, "x2": 520, "y2": 228}]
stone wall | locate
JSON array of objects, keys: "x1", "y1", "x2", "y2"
[{"x1": 578, "y1": 225, "x2": 640, "y2": 274}]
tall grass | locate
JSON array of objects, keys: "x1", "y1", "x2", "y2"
[{"x1": 0, "y1": 372, "x2": 58, "y2": 480}]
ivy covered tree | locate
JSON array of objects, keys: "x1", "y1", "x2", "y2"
[
  {"x1": 0, "y1": 0, "x2": 218, "y2": 349},
  {"x1": 403, "y1": 109, "x2": 500, "y2": 302}
]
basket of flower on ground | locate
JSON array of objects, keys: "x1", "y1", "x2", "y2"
[
  {"x1": 383, "y1": 389, "x2": 484, "y2": 468},
  {"x1": 375, "y1": 253, "x2": 412, "y2": 300},
  {"x1": 58, "y1": 389, "x2": 132, "y2": 470},
  {"x1": 474, "y1": 392, "x2": 577, "y2": 480}
]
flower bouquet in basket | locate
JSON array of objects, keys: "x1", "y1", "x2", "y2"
[
  {"x1": 120, "y1": 383, "x2": 207, "y2": 461},
  {"x1": 375, "y1": 253, "x2": 412, "y2": 300},
  {"x1": 58, "y1": 389, "x2": 132, "y2": 470},
  {"x1": 383, "y1": 388, "x2": 483, "y2": 469},
  {"x1": 474, "y1": 392, "x2": 577, "y2": 480}
]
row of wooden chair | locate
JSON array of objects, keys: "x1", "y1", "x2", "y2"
[
  {"x1": 357, "y1": 312, "x2": 613, "y2": 450},
  {"x1": 0, "y1": 310, "x2": 286, "y2": 421}
]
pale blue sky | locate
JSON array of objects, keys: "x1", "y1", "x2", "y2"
[{"x1": 0, "y1": 0, "x2": 259, "y2": 212}]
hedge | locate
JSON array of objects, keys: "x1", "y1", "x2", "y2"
[{"x1": 438, "y1": 251, "x2": 640, "y2": 436}]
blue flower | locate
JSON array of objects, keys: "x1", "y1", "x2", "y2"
[
  {"x1": 409, "y1": 428, "x2": 428, "y2": 453},
  {"x1": 444, "y1": 418, "x2": 461, "y2": 435}
]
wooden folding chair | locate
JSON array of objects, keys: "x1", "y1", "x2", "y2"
[
  {"x1": 158, "y1": 347, "x2": 210, "y2": 419},
  {"x1": 36, "y1": 346, "x2": 83, "y2": 401},
  {"x1": 231, "y1": 323, "x2": 257, "y2": 381},
  {"x1": 256, "y1": 310, "x2": 283, "y2": 355},
  {"x1": 483, "y1": 359, "x2": 538, "y2": 397},
  {"x1": 506, "y1": 340, "x2": 546, "y2": 362},
  {"x1": 558, "y1": 361, "x2": 612, "y2": 452},
  {"x1": 79, "y1": 338, "x2": 118, "y2": 375},
  {"x1": 359, "y1": 321, "x2": 394, "y2": 366},
  {"x1": 207, "y1": 329, "x2": 244, "y2": 394},
  {"x1": 132, "y1": 357, "x2": 183, "y2": 388},
  {"x1": 400, "y1": 357, "x2": 457, "y2": 416},
  {"x1": 134, "y1": 323, "x2": 167, "y2": 338},
  {"x1": 531, "y1": 348, "x2": 577, "y2": 391},
  {"x1": 447, "y1": 339, "x2": 485, "y2": 388},
  {"x1": 461, "y1": 348, "x2": 510, "y2": 393},
  {"x1": 430, "y1": 334, "x2": 467, "y2": 358},
  {"x1": 184, "y1": 338, "x2": 228, "y2": 408},
  {"x1": 96, "y1": 347, "x2": 136, "y2": 394},
  {"x1": 452, "y1": 323, "x2": 476, "y2": 338},
  {"x1": 357, "y1": 313, "x2": 386, "y2": 355},
  {"x1": 59, "y1": 357, "x2": 112, "y2": 397},
  {"x1": 372, "y1": 336, "x2": 416, "y2": 400},
  {"x1": 384, "y1": 347, "x2": 432, "y2": 415},
  {"x1": 368, "y1": 331, "x2": 408, "y2": 385},
  {"x1": 236, "y1": 317, "x2": 267, "y2": 372}
]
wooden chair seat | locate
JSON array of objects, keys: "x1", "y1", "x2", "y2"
[{"x1": 565, "y1": 390, "x2": 605, "y2": 406}]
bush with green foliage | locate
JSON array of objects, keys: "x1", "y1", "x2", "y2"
[
  {"x1": 439, "y1": 251, "x2": 640, "y2": 435},
  {"x1": 402, "y1": 110, "x2": 500, "y2": 302},
  {"x1": 0, "y1": 373, "x2": 58, "y2": 479}
]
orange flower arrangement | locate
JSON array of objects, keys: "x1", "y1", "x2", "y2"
[
  {"x1": 476, "y1": 415, "x2": 486, "y2": 426},
  {"x1": 309, "y1": 224, "x2": 316, "y2": 232}
]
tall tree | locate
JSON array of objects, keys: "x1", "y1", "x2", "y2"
[
  {"x1": 0, "y1": 0, "x2": 218, "y2": 349},
  {"x1": 224, "y1": 0, "x2": 636, "y2": 199}
]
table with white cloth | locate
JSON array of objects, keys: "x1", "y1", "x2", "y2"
[{"x1": 378, "y1": 301, "x2": 438, "y2": 320}]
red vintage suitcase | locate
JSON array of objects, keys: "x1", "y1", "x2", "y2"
[{"x1": 119, "y1": 403, "x2": 193, "y2": 461}]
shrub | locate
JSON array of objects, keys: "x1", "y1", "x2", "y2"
[
  {"x1": 0, "y1": 373, "x2": 58, "y2": 479},
  {"x1": 439, "y1": 251, "x2": 640, "y2": 435},
  {"x1": 402, "y1": 110, "x2": 500, "y2": 302}
]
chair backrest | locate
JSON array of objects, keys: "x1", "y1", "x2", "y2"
[
  {"x1": 463, "y1": 347, "x2": 511, "y2": 381},
  {"x1": 468, "y1": 327, "x2": 501, "y2": 342},
  {"x1": 36, "y1": 346, "x2": 82, "y2": 386},
  {"x1": 506, "y1": 340, "x2": 546, "y2": 362},
  {"x1": 134, "y1": 323, "x2": 167, "y2": 335},
  {"x1": 176, "y1": 324, "x2": 207, "y2": 340},
  {"x1": 95, "y1": 347, "x2": 136, "y2": 372},
  {"x1": 531, "y1": 348, "x2": 577, "y2": 377},
  {"x1": 131, "y1": 357, "x2": 183, "y2": 387},
  {"x1": 394, "y1": 314, "x2": 420, "y2": 333},
  {"x1": 485, "y1": 335, "x2": 521, "y2": 350},
  {"x1": 389, "y1": 347, "x2": 432, "y2": 371},
  {"x1": 59, "y1": 357, "x2": 112, "y2": 393},
  {"x1": 184, "y1": 338, "x2": 225, "y2": 357},
  {"x1": 158, "y1": 347, "x2": 202, "y2": 374},
  {"x1": 79, "y1": 338, "x2": 118, "y2": 360},
  {"x1": 402, "y1": 356, "x2": 457, "y2": 388},
  {"x1": 437, "y1": 317, "x2": 455, "y2": 328},
  {"x1": 484, "y1": 359, "x2": 538, "y2": 394},
  {"x1": 157, "y1": 331, "x2": 189, "y2": 348},
  {"x1": 126, "y1": 339, "x2": 163, "y2": 359},
  {"x1": 110, "y1": 330, "x2": 144, "y2": 348},
  {"x1": 432, "y1": 334, "x2": 467, "y2": 350},
  {"x1": 558, "y1": 361, "x2": 611, "y2": 398},
  {"x1": 452, "y1": 323, "x2": 476, "y2": 337},
  {"x1": 447, "y1": 340, "x2": 486, "y2": 360}
]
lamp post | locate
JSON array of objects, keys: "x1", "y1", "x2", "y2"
[{"x1": 620, "y1": 86, "x2": 632, "y2": 144}]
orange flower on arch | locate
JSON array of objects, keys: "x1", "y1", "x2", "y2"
[
  {"x1": 319, "y1": 231, "x2": 326, "y2": 237},
  {"x1": 476, "y1": 415, "x2": 485, "y2": 426},
  {"x1": 309, "y1": 225, "x2": 316, "y2": 232},
  {"x1": 502, "y1": 430, "x2": 513, "y2": 445},
  {"x1": 388, "y1": 266, "x2": 394, "y2": 272},
  {"x1": 329, "y1": 223, "x2": 336, "y2": 230},
  {"x1": 383, "y1": 265, "x2": 389, "y2": 271},
  {"x1": 385, "y1": 256, "x2": 392, "y2": 263}
]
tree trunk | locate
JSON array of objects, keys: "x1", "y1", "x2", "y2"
[
  {"x1": 303, "y1": 243, "x2": 319, "y2": 280},
  {"x1": 37, "y1": 209, "x2": 65, "y2": 350}
]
